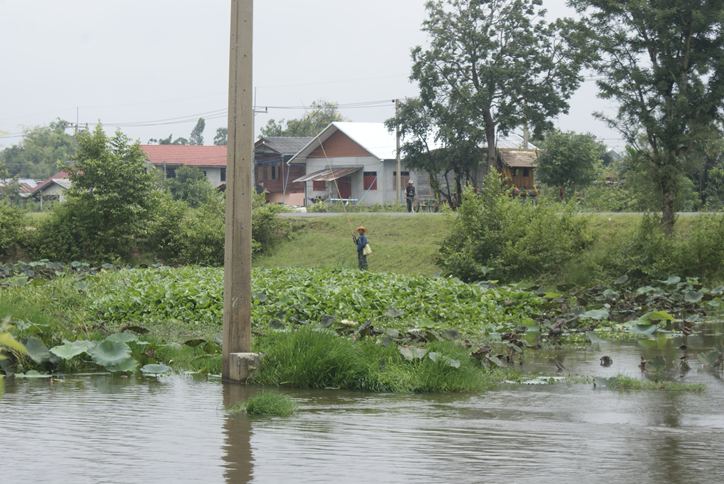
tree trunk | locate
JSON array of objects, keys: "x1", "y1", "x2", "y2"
[
  {"x1": 484, "y1": 111, "x2": 497, "y2": 169},
  {"x1": 661, "y1": 185, "x2": 676, "y2": 235}
]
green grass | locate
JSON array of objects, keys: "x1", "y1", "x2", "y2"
[
  {"x1": 253, "y1": 327, "x2": 504, "y2": 393},
  {"x1": 254, "y1": 214, "x2": 451, "y2": 275},
  {"x1": 606, "y1": 375, "x2": 705, "y2": 392},
  {"x1": 228, "y1": 392, "x2": 297, "y2": 417}
]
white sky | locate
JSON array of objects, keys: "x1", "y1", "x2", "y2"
[{"x1": 0, "y1": 0, "x2": 623, "y2": 150}]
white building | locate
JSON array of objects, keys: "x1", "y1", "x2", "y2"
[
  {"x1": 140, "y1": 145, "x2": 227, "y2": 188},
  {"x1": 288, "y1": 122, "x2": 433, "y2": 206}
]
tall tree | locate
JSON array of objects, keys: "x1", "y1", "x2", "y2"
[
  {"x1": 410, "y1": 0, "x2": 587, "y2": 169},
  {"x1": 570, "y1": 0, "x2": 724, "y2": 232},
  {"x1": 260, "y1": 100, "x2": 344, "y2": 137},
  {"x1": 166, "y1": 165, "x2": 215, "y2": 208},
  {"x1": 0, "y1": 119, "x2": 77, "y2": 178},
  {"x1": 213, "y1": 127, "x2": 228, "y2": 146},
  {"x1": 189, "y1": 117, "x2": 206, "y2": 145},
  {"x1": 537, "y1": 130, "x2": 606, "y2": 197}
]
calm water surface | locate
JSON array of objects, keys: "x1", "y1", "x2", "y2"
[{"x1": 2, "y1": 342, "x2": 723, "y2": 484}]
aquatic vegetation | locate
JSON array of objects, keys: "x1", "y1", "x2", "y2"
[
  {"x1": 254, "y1": 327, "x2": 501, "y2": 393},
  {"x1": 228, "y1": 392, "x2": 297, "y2": 418},
  {"x1": 605, "y1": 375, "x2": 705, "y2": 392}
]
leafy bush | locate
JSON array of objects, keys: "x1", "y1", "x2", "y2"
[
  {"x1": 439, "y1": 172, "x2": 591, "y2": 282},
  {"x1": 0, "y1": 203, "x2": 23, "y2": 259},
  {"x1": 31, "y1": 127, "x2": 158, "y2": 262},
  {"x1": 165, "y1": 166, "x2": 216, "y2": 208}
]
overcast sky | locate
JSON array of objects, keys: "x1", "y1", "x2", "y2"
[{"x1": 0, "y1": 0, "x2": 623, "y2": 150}]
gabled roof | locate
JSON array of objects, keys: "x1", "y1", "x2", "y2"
[
  {"x1": 288, "y1": 122, "x2": 537, "y2": 164},
  {"x1": 255, "y1": 137, "x2": 313, "y2": 157},
  {"x1": 32, "y1": 171, "x2": 71, "y2": 194},
  {"x1": 500, "y1": 149, "x2": 538, "y2": 168},
  {"x1": 140, "y1": 145, "x2": 227, "y2": 167},
  {"x1": 288, "y1": 122, "x2": 397, "y2": 163}
]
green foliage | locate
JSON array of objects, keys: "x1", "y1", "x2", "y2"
[
  {"x1": 0, "y1": 203, "x2": 23, "y2": 258},
  {"x1": 537, "y1": 130, "x2": 605, "y2": 193},
  {"x1": 439, "y1": 172, "x2": 591, "y2": 282},
  {"x1": 231, "y1": 393, "x2": 296, "y2": 417},
  {"x1": 405, "y1": 0, "x2": 588, "y2": 170},
  {"x1": 165, "y1": 165, "x2": 215, "y2": 208},
  {"x1": 260, "y1": 100, "x2": 343, "y2": 137},
  {"x1": 0, "y1": 119, "x2": 77, "y2": 178},
  {"x1": 570, "y1": 0, "x2": 724, "y2": 231},
  {"x1": 605, "y1": 375, "x2": 705, "y2": 392},
  {"x1": 189, "y1": 118, "x2": 205, "y2": 146},
  {"x1": 31, "y1": 125, "x2": 159, "y2": 261},
  {"x1": 253, "y1": 328, "x2": 492, "y2": 393},
  {"x1": 213, "y1": 127, "x2": 228, "y2": 146}
]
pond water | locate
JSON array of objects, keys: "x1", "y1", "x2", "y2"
[{"x1": 2, "y1": 342, "x2": 723, "y2": 484}]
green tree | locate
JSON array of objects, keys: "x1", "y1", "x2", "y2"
[
  {"x1": 35, "y1": 125, "x2": 158, "y2": 261},
  {"x1": 409, "y1": 0, "x2": 588, "y2": 169},
  {"x1": 570, "y1": 0, "x2": 724, "y2": 232},
  {"x1": 213, "y1": 127, "x2": 228, "y2": 146},
  {"x1": 166, "y1": 165, "x2": 215, "y2": 208},
  {"x1": 189, "y1": 117, "x2": 206, "y2": 145},
  {"x1": 0, "y1": 119, "x2": 77, "y2": 178},
  {"x1": 386, "y1": 97, "x2": 483, "y2": 207},
  {"x1": 537, "y1": 130, "x2": 606, "y2": 198},
  {"x1": 260, "y1": 100, "x2": 344, "y2": 137}
]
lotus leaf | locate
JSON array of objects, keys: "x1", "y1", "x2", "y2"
[
  {"x1": 428, "y1": 352, "x2": 461, "y2": 368},
  {"x1": 88, "y1": 340, "x2": 132, "y2": 367},
  {"x1": 24, "y1": 337, "x2": 51, "y2": 364},
  {"x1": 579, "y1": 309, "x2": 609, "y2": 321},
  {"x1": 684, "y1": 290, "x2": 703, "y2": 303},
  {"x1": 661, "y1": 276, "x2": 681, "y2": 285},
  {"x1": 640, "y1": 311, "x2": 674, "y2": 322},
  {"x1": 141, "y1": 363, "x2": 172, "y2": 376},
  {"x1": 399, "y1": 346, "x2": 428, "y2": 361},
  {"x1": 105, "y1": 357, "x2": 138, "y2": 373},
  {"x1": 15, "y1": 370, "x2": 52, "y2": 379},
  {"x1": 50, "y1": 340, "x2": 95, "y2": 360},
  {"x1": 106, "y1": 332, "x2": 139, "y2": 344}
]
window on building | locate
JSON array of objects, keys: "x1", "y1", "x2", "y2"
[
  {"x1": 271, "y1": 165, "x2": 277, "y2": 180},
  {"x1": 202, "y1": 170, "x2": 207, "y2": 177},
  {"x1": 220, "y1": 168, "x2": 226, "y2": 182},
  {"x1": 393, "y1": 171, "x2": 410, "y2": 188},
  {"x1": 363, "y1": 171, "x2": 377, "y2": 190},
  {"x1": 165, "y1": 166, "x2": 177, "y2": 179},
  {"x1": 523, "y1": 168, "x2": 530, "y2": 177},
  {"x1": 312, "y1": 180, "x2": 326, "y2": 191}
]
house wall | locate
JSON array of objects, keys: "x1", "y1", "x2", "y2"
[
  {"x1": 309, "y1": 131, "x2": 369, "y2": 158},
  {"x1": 305, "y1": 156, "x2": 388, "y2": 205},
  {"x1": 41, "y1": 183, "x2": 68, "y2": 202},
  {"x1": 255, "y1": 162, "x2": 305, "y2": 195},
  {"x1": 153, "y1": 165, "x2": 225, "y2": 188}
]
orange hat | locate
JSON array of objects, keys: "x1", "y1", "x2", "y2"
[{"x1": 356, "y1": 226, "x2": 366, "y2": 233}]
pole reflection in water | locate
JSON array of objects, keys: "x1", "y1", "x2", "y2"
[{"x1": 222, "y1": 384, "x2": 258, "y2": 484}]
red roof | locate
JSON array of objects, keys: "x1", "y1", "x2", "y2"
[
  {"x1": 140, "y1": 145, "x2": 228, "y2": 167},
  {"x1": 32, "y1": 171, "x2": 71, "y2": 194}
]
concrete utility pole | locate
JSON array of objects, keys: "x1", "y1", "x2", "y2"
[
  {"x1": 395, "y1": 99, "x2": 401, "y2": 204},
  {"x1": 223, "y1": 0, "x2": 258, "y2": 382}
]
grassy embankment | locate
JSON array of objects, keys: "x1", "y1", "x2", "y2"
[{"x1": 256, "y1": 213, "x2": 707, "y2": 280}]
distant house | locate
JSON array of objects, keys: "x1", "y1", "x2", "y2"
[
  {"x1": 141, "y1": 145, "x2": 227, "y2": 188},
  {"x1": 287, "y1": 122, "x2": 433, "y2": 206},
  {"x1": 0, "y1": 178, "x2": 39, "y2": 199},
  {"x1": 254, "y1": 136, "x2": 312, "y2": 205},
  {"x1": 31, "y1": 171, "x2": 71, "y2": 208},
  {"x1": 498, "y1": 148, "x2": 538, "y2": 190}
]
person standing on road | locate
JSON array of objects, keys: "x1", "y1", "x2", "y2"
[
  {"x1": 352, "y1": 226, "x2": 369, "y2": 270},
  {"x1": 405, "y1": 180, "x2": 416, "y2": 213}
]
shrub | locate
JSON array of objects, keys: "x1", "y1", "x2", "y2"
[
  {"x1": 438, "y1": 172, "x2": 591, "y2": 282},
  {"x1": 0, "y1": 203, "x2": 23, "y2": 259},
  {"x1": 31, "y1": 127, "x2": 159, "y2": 262},
  {"x1": 144, "y1": 191, "x2": 188, "y2": 263}
]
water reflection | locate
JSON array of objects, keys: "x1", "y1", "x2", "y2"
[{"x1": 222, "y1": 384, "x2": 255, "y2": 484}]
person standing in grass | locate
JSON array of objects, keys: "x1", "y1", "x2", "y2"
[
  {"x1": 352, "y1": 226, "x2": 369, "y2": 270},
  {"x1": 405, "y1": 180, "x2": 416, "y2": 213}
]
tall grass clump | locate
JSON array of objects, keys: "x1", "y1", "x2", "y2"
[
  {"x1": 606, "y1": 375, "x2": 705, "y2": 392},
  {"x1": 228, "y1": 392, "x2": 296, "y2": 417},
  {"x1": 254, "y1": 328, "x2": 499, "y2": 393},
  {"x1": 253, "y1": 327, "x2": 376, "y2": 390}
]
